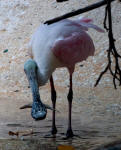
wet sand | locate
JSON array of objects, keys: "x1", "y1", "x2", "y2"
[{"x1": 0, "y1": 86, "x2": 121, "y2": 149}]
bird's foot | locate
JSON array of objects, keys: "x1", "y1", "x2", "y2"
[
  {"x1": 31, "y1": 101, "x2": 47, "y2": 120},
  {"x1": 51, "y1": 126, "x2": 57, "y2": 135},
  {"x1": 44, "y1": 126, "x2": 57, "y2": 138},
  {"x1": 66, "y1": 128, "x2": 74, "y2": 138}
]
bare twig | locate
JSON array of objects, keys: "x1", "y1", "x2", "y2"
[
  {"x1": 103, "y1": 6, "x2": 108, "y2": 30},
  {"x1": 45, "y1": 0, "x2": 115, "y2": 25},
  {"x1": 95, "y1": 64, "x2": 109, "y2": 87},
  {"x1": 9, "y1": 129, "x2": 33, "y2": 137},
  {"x1": 20, "y1": 103, "x2": 32, "y2": 109},
  {"x1": 56, "y1": 0, "x2": 68, "y2": 2},
  {"x1": 95, "y1": 0, "x2": 121, "y2": 88},
  {"x1": 20, "y1": 103, "x2": 60, "y2": 112}
]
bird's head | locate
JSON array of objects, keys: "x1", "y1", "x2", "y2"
[
  {"x1": 24, "y1": 59, "x2": 48, "y2": 120},
  {"x1": 24, "y1": 59, "x2": 38, "y2": 75},
  {"x1": 24, "y1": 59, "x2": 57, "y2": 120}
]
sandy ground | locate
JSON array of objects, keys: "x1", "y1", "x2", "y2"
[{"x1": 0, "y1": 0, "x2": 121, "y2": 149}]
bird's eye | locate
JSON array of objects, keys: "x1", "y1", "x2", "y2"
[{"x1": 24, "y1": 68, "x2": 26, "y2": 72}]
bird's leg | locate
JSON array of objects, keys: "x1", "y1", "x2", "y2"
[
  {"x1": 24, "y1": 59, "x2": 47, "y2": 120},
  {"x1": 50, "y1": 75, "x2": 57, "y2": 135},
  {"x1": 66, "y1": 74, "x2": 74, "y2": 138}
]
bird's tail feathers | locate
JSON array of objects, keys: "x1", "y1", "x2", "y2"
[
  {"x1": 78, "y1": 16, "x2": 93, "y2": 23},
  {"x1": 83, "y1": 22, "x2": 105, "y2": 32},
  {"x1": 76, "y1": 16, "x2": 105, "y2": 33}
]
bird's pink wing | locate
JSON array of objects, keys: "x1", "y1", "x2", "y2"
[{"x1": 52, "y1": 32, "x2": 95, "y2": 70}]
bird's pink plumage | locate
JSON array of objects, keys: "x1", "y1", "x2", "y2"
[
  {"x1": 51, "y1": 18, "x2": 104, "y2": 73},
  {"x1": 52, "y1": 32, "x2": 95, "y2": 73}
]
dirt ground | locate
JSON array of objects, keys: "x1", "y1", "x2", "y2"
[{"x1": 0, "y1": 0, "x2": 121, "y2": 149}]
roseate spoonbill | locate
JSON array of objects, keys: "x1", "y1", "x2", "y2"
[{"x1": 24, "y1": 17, "x2": 104, "y2": 138}]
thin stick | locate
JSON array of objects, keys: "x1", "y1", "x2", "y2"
[
  {"x1": 95, "y1": 0, "x2": 121, "y2": 88},
  {"x1": 45, "y1": 0, "x2": 115, "y2": 25}
]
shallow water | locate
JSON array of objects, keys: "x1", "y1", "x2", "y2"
[{"x1": 0, "y1": 88, "x2": 121, "y2": 150}]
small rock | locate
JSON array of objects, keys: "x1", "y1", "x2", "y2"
[
  {"x1": 3, "y1": 49, "x2": 8, "y2": 53},
  {"x1": 14, "y1": 90, "x2": 19, "y2": 92}
]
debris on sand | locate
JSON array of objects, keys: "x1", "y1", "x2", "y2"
[{"x1": 8, "y1": 129, "x2": 33, "y2": 137}]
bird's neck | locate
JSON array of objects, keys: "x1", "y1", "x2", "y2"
[
  {"x1": 37, "y1": 67, "x2": 55, "y2": 86},
  {"x1": 34, "y1": 49, "x2": 63, "y2": 86}
]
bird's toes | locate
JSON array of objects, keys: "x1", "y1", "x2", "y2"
[
  {"x1": 66, "y1": 128, "x2": 74, "y2": 138},
  {"x1": 51, "y1": 126, "x2": 57, "y2": 135}
]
